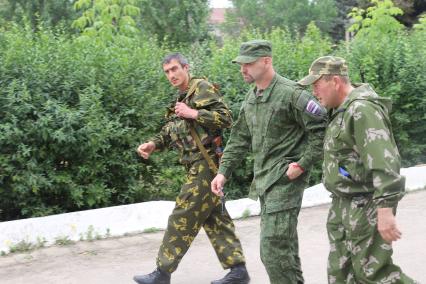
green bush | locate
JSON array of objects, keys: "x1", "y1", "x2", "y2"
[{"x1": 0, "y1": 27, "x2": 174, "y2": 220}]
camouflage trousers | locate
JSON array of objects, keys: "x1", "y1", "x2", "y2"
[
  {"x1": 259, "y1": 174, "x2": 307, "y2": 284},
  {"x1": 156, "y1": 159, "x2": 246, "y2": 273},
  {"x1": 327, "y1": 195, "x2": 416, "y2": 284}
]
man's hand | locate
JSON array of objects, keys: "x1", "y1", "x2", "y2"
[
  {"x1": 377, "y1": 207, "x2": 402, "y2": 243},
  {"x1": 175, "y1": 102, "x2": 198, "y2": 119},
  {"x1": 211, "y1": 174, "x2": 227, "y2": 196},
  {"x1": 286, "y1": 162, "x2": 304, "y2": 180},
  {"x1": 137, "y1": 141, "x2": 156, "y2": 159}
]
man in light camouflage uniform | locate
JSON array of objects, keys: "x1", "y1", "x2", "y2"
[
  {"x1": 134, "y1": 53, "x2": 249, "y2": 284},
  {"x1": 211, "y1": 40, "x2": 327, "y2": 283},
  {"x1": 299, "y1": 56, "x2": 417, "y2": 283}
]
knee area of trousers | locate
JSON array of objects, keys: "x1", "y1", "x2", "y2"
[
  {"x1": 261, "y1": 250, "x2": 297, "y2": 272},
  {"x1": 352, "y1": 267, "x2": 388, "y2": 283},
  {"x1": 265, "y1": 259, "x2": 300, "y2": 284}
]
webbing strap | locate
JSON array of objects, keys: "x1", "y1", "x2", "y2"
[
  {"x1": 185, "y1": 79, "x2": 218, "y2": 174},
  {"x1": 188, "y1": 122, "x2": 218, "y2": 174}
]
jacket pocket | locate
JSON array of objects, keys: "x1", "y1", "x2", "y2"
[
  {"x1": 263, "y1": 106, "x2": 290, "y2": 139},
  {"x1": 174, "y1": 119, "x2": 194, "y2": 150},
  {"x1": 338, "y1": 155, "x2": 368, "y2": 183},
  {"x1": 347, "y1": 197, "x2": 376, "y2": 238},
  {"x1": 264, "y1": 175, "x2": 303, "y2": 214}
]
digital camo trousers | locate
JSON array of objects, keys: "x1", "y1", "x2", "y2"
[
  {"x1": 327, "y1": 196, "x2": 416, "y2": 284},
  {"x1": 156, "y1": 159, "x2": 246, "y2": 273},
  {"x1": 259, "y1": 174, "x2": 307, "y2": 284}
]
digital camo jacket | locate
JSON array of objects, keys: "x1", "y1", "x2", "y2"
[{"x1": 218, "y1": 74, "x2": 327, "y2": 198}]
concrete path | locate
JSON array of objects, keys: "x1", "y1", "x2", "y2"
[{"x1": 1, "y1": 190, "x2": 425, "y2": 284}]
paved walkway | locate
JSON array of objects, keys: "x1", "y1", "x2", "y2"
[{"x1": 1, "y1": 190, "x2": 425, "y2": 284}]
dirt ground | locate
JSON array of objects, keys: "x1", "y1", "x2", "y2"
[{"x1": 1, "y1": 190, "x2": 425, "y2": 284}]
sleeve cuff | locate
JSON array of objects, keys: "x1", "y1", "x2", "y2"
[
  {"x1": 218, "y1": 166, "x2": 233, "y2": 179},
  {"x1": 149, "y1": 138, "x2": 163, "y2": 151},
  {"x1": 195, "y1": 109, "x2": 209, "y2": 123},
  {"x1": 374, "y1": 193, "x2": 403, "y2": 208},
  {"x1": 296, "y1": 158, "x2": 310, "y2": 171}
]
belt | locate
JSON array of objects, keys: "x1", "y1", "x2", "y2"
[{"x1": 332, "y1": 192, "x2": 373, "y2": 200}]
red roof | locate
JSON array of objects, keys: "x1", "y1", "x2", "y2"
[{"x1": 209, "y1": 8, "x2": 227, "y2": 25}]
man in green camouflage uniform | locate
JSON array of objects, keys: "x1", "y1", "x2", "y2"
[
  {"x1": 134, "y1": 53, "x2": 249, "y2": 284},
  {"x1": 299, "y1": 56, "x2": 417, "y2": 283},
  {"x1": 211, "y1": 40, "x2": 327, "y2": 284}
]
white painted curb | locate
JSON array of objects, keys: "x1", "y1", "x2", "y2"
[{"x1": 1, "y1": 166, "x2": 425, "y2": 254}]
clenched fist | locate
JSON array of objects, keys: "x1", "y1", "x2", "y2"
[
  {"x1": 137, "y1": 141, "x2": 156, "y2": 159},
  {"x1": 175, "y1": 102, "x2": 198, "y2": 119}
]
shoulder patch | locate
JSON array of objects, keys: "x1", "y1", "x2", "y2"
[
  {"x1": 294, "y1": 89, "x2": 326, "y2": 117},
  {"x1": 306, "y1": 100, "x2": 323, "y2": 116}
]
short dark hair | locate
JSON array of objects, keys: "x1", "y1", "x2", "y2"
[
  {"x1": 162, "y1": 53, "x2": 189, "y2": 67},
  {"x1": 322, "y1": 74, "x2": 350, "y2": 84}
]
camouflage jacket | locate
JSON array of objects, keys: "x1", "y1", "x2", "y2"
[
  {"x1": 323, "y1": 84, "x2": 405, "y2": 208},
  {"x1": 218, "y1": 74, "x2": 327, "y2": 198},
  {"x1": 150, "y1": 78, "x2": 232, "y2": 165}
]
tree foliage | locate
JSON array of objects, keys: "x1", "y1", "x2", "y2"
[
  {"x1": 348, "y1": 0, "x2": 404, "y2": 35},
  {"x1": 222, "y1": 0, "x2": 338, "y2": 36},
  {"x1": 72, "y1": 0, "x2": 140, "y2": 39},
  {"x1": 0, "y1": 0, "x2": 76, "y2": 30},
  {"x1": 329, "y1": 0, "x2": 360, "y2": 40},
  {"x1": 393, "y1": 0, "x2": 426, "y2": 27},
  {"x1": 342, "y1": 0, "x2": 426, "y2": 166},
  {"x1": 413, "y1": 12, "x2": 426, "y2": 30},
  {"x1": 138, "y1": 0, "x2": 210, "y2": 44}
]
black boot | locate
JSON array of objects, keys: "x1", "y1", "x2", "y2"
[
  {"x1": 133, "y1": 267, "x2": 171, "y2": 284},
  {"x1": 211, "y1": 263, "x2": 250, "y2": 284}
]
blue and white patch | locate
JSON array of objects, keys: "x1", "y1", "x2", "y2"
[{"x1": 306, "y1": 100, "x2": 322, "y2": 116}]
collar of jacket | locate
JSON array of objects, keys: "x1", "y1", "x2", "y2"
[
  {"x1": 247, "y1": 73, "x2": 279, "y2": 104},
  {"x1": 178, "y1": 76, "x2": 204, "y2": 102},
  {"x1": 329, "y1": 83, "x2": 368, "y2": 120}
]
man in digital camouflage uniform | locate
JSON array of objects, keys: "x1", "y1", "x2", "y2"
[
  {"x1": 134, "y1": 53, "x2": 249, "y2": 284},
  {"x1": 299, "y1": 56, "x2": 417, "y2": 283},
  {"x1": 211, "y1": 40, "x2": 327, "y2": 284}
]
